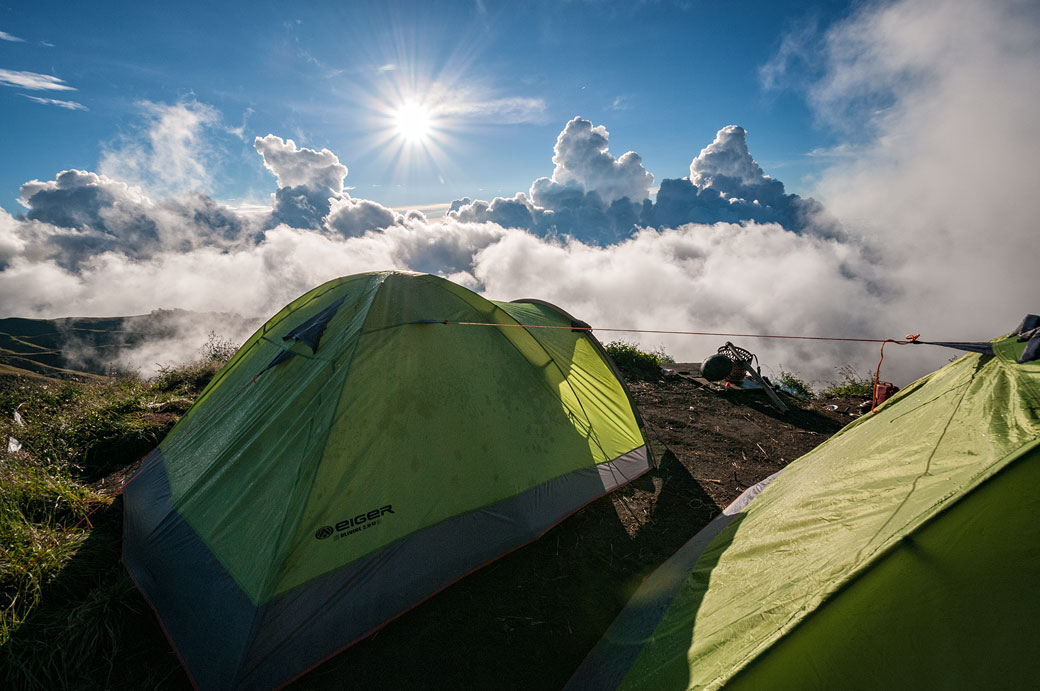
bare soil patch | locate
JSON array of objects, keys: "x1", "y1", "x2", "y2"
[{"x1": 289, "y1": 376, "x2": 855, "y2": 691}]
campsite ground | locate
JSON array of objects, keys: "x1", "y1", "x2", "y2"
[
  {"x1": 290, "y1": 375, "x2": 853, "y2": 691},
  {"x1": 1, "y1": 369, "x2": 855, "y2": 690}
]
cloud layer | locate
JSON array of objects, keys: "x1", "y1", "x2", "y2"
[
  {"x1": 804, "y1": 0, "x2": 1040, "y2": 351},
  {"x1": 3, "y1": 0, "x2": 1036, "y2": 385},
  {"x1": 1, "y1": 107, "x2": 881, "y2": 380}
]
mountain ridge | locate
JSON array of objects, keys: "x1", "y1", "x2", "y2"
[{"x1": 0, "y1": 309, "x2": 257, "y2": 380}]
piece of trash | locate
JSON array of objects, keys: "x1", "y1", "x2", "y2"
[
  {"x1": 662, "y1": 368, "x2": 676, "y2": 376},
  {"x1": 823, "y1": 404, "x2": 839, "y2": 411},
  {"x1": 7, "y1": 436, "x2": 22, "y2": 453},
  {"x1": 13, "y1": 410, "x2": 24, "y2": 427}
]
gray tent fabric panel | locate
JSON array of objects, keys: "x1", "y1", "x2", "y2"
[
  {"x1": 126, "y1": 446, "x2": 649, "y2": 690},
  {"x1": 1020, "y1": 334, "x2": 1040, "y2": 364},
  {"x1": 915, "y1": 341, "x2": 995, "y2": 355},
  {"x1": 122, "y1": 450, "x2": 259, "y2": 690},
  {"x1": 1015, "y1": 316, "x2": 1040, "y2": 363},
  {"x1": 262, "y1": 296, "x2": 348, "y2": 372},
  {"x1": 1014, "y1": 314, "x2": 1039, "y2": 336},
  {"x1": 235, "y1": 447, "x2": 650, "y2": 689},
  {"x1": 284, "y1": 296, "x2": 346, "y2": 353},
  {"x1": 564, "y1": 471, "x2": 780, "y2": 691},
  {"x1": 915, "y1": 314, "x2": 1040, "y2": 363}
]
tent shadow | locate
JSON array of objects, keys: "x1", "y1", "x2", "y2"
[
  {"x1": 566, "y1": 510, "x2": 747, "y2": 690},
  {"x1": 1, "y1": 497, "x2": 189, "y2": 691},
  {"x1": 289, "y1": 447, "x2": 720, "y2": 691},
  {"x1": 728, "y1": 389, "x2": 845, "y2": 434}
]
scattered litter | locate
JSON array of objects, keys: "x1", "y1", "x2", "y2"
[
  {"x1": 822, "y1": 404, "x2": 839, "y2": 411},
  {"x1": 9, "y1": 407, "x2": 25, "y2": 452},
  {"x1": 145, "y1": 398, "x2": 193, "y2": 411}
]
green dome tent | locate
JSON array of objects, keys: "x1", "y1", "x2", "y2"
[
  {"x1": 123, "y1": 271, "x2": 650, "y2": 690},
  {"x1": 568, "y1": 320, "x2": 1040, "y2": 690}
]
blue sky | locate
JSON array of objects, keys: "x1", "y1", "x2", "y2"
[
  {"x1": 0, "y1": 0, "x2": 1036, "y2": 384},
  {"x1": 1, "y1": 0, "x2": 849, "y2": 212}
]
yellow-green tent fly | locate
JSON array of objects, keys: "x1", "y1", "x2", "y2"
[{"x1": 124, "y1": 271, "x2": 650, "y2": 690}]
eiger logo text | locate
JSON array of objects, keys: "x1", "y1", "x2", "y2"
[{"x1": 317, "y1": 505, "x2": 395, "y2": 541}]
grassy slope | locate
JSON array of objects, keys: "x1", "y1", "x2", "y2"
[{"x1": 0, "y1": 358, "x2": 225, "y2": 690}]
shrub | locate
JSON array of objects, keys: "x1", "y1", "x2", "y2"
[
  {"x1": 605, "y1": 341, "x2": 671, "y2": 380},
  {"x1": 201, "y1": 331, "x2": 238, "y2": 363},
  {"x1": 0, "y1": 349, "x2": 229, "y2": 686},
  {"x1": 0, "y1": 369, "x2": 199, "y2": 670},
  {"x1": 151, "y1": 359, "x2": 224, "y2": 395},
  {"x1": 822, "y1": 365, "x2": 874, "y2": 399},
  {"x1": 152, "y1": 332, "x2": 238, "y2": 395},
  {"x1": 775, "y1": 369, "x2": 815, "y2": 399}
]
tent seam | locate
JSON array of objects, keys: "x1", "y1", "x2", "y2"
[
  {"x1": 497, "y1": 305, "x2": 609, "y2": 459},
  {"x1": 232, "y1": 272, "x2": 391, "y2": 687},
  {"x1": 257, "y1": 272, "x2": 388, "y2": 599},
  {"x1": 509, "y1": 297, "x2": 651, "y2": 439},
  {"x1": 164, "y1": 275, "x2": 361, "y2": 447}
]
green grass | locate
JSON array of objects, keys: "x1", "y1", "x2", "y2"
[
  {"x1": 770, "y1": 366, "x2": 876, "y2": 401},
  {"x1": 0, "y1": 341, "x2": 235, "y2": 689},
  {"x1": 1, "y1": 442, "x2": 118, "y2": 687},
  {"x1": 604, "y1": 341, "x2": 673, "y2": 380}
]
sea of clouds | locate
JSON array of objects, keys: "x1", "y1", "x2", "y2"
[{"x1": 3, "y1": 0, "x2": 1037, "y2": 384}]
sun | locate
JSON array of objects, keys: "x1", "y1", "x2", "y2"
[
  {"x1": 360, "y1": 85, "x2": 458, "y2": 180},
  {"x1": 393, "y1": 102, "x2": 433, "y2": 144}
]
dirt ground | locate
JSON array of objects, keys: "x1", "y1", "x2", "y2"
[
  {"x1": 67, "y1": 372, "x2": 859, "y2": 691},
  {"x1": 282, "y1": 374, "x2": 856, "y2": 691}
]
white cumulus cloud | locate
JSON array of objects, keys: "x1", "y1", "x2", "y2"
[
  {"x1": 804, "y1": 0, "x2": 1040, "y2": 350},
  {"x1": 532, "y1": 116, "x2": 654, "y2": 206},
  {"x1": 99, "y1": 100, "x2": 221, "y2": 197},
  {"x1": 253, "y1": 134, "x2": 348, "y2": 192}
]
